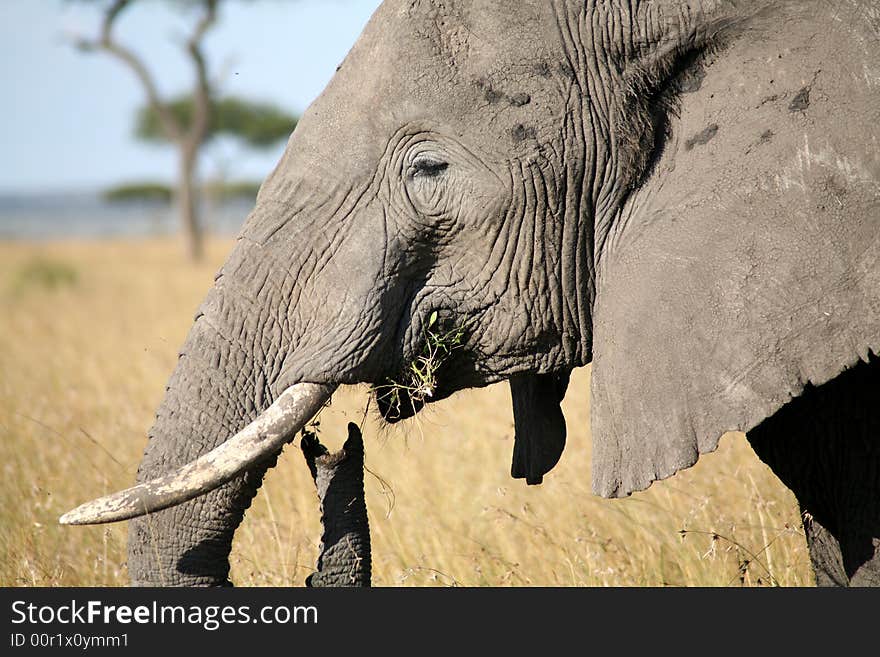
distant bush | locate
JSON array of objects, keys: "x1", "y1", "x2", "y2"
[
  {"x1": 103, "y1": 183, "x2": 173, "y2": 204},
  {"x1": 15, "y1": 258, "x2": 78, "y2": 292},
  {"x1": 103, "y1": 181, "x2": 261, "y2": 204},
  {"x1": 204, "y1": 180, "x2": 262, "y2": 201}
]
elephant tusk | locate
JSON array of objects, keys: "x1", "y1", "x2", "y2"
[{"x1": 59, "y1": 382, "x2": 336, "y2": 526}]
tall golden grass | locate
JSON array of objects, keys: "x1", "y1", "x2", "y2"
[{"x1": 0, "y1": 239, "x2": 812, "y2": 586}]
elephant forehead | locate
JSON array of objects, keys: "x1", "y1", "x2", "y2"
[
  {"x1": 278, "y1": 0, "x2": 569, "y2": 184},
  {"x1": 393, "y1": 0, "x2": 557, "y2": 73},
  {"x1": 380, "y1": 0, "x2": 568, "y2": 138}
]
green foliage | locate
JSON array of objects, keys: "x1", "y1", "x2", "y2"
[
  {"x1": 102, "y1": 179, "x2": 263, "y2": 203},
  {"x1": 136, "y1": 96, "x2": 297, "y2": 148},
  {"x1": 203, "y1": 180, "x2": 262, "y2": 200},
  {"x1": 103, "y1": 182, "x2": 173, "y2": 203},
  {"x1": 376, "y1": 314, "x2": 470, "y2": 421},
  {"x1": 14, "y1": 259, "x2": 78, "y2": 293}
]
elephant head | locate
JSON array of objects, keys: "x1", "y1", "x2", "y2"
[{"x1": 62, "y1": 0, "x2": 880, "y2": 586}]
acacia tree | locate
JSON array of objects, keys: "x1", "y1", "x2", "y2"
[
  {"x1": 73, "y1": 0, "x2": 287, "y2": 261},
  {"x1": 135, "y1": 94, "x2": 296, "y2": 209}
]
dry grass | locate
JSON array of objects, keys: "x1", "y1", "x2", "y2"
[{"x1": 0, "y1": 238, "x2": 813, "y2": 587}]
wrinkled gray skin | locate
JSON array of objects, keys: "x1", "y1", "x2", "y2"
[
  {"x1": 302, "y1": 424, "x2": 371, "y2": 587},
  {"x1": 129, "y1": 0, "x2": 880, "y2": 586}
]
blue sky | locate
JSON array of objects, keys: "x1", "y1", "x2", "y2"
[{"x1": 0, "y1": 0, "x2": 382, "y2": 194}]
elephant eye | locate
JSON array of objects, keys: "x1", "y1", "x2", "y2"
[{"x1": 409, "y1": 155, "x2": 448, "y2": 179}]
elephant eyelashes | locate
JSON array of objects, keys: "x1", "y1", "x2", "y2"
[{"x1": 409, "y1": 156, "x2": 448, "y2": 179}]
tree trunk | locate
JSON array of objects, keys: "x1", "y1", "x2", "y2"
[
  {"x1": 178, "y1": 142, "x2": 203, "y2": 262},
  {"x1": 302, "y1": 423, "x2": 372, "y2": 587}
]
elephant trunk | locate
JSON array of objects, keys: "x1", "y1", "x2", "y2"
[
  {"x1": 118, "y1": 235, "x2": 326, "y2": 586},
  {"x1": 302, "y1": 423, "x2": 371, "y2": 587},
  {"x1": 61, "y1": 188, "x2": 389, "y2": 585},
  {"x1": 126, "y1": 323, "x2": 262, "y2": 585}
]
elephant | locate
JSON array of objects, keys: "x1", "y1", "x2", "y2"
[
  {"x1": 61, "y1": 0, "x2": 880, "y2": 587},
  {"x1": 301, "y1": 423, "x2": 371, "y2": 587}
]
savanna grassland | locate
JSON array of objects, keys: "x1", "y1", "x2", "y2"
[{"x1": 0, "y1": 238, "x2": 813, "y2": 586}]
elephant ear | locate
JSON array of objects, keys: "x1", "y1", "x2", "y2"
[{"x1": 589, "y1": 24, "x2": 880, "y2": 498}]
